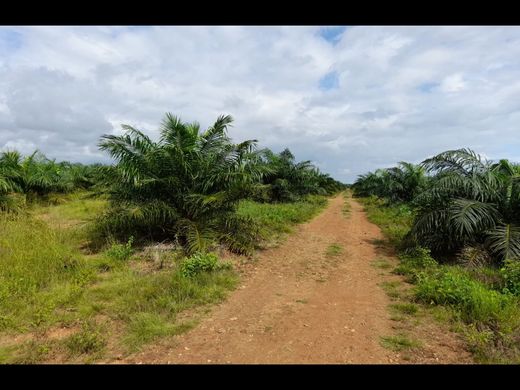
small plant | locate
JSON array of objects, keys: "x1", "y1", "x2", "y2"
[
  {"x1": 105, "y1": 236, "x2": 134, "y2": 261},
  {"x1": 380, "y1": 281, "x2": 401, "y2": 299},
  {"x1": 500, "y1": 259, "x2": 520, "y2": 296},
  {"x1": 393, "y1": 246, "x2": 437, "y2": 282},
  {"x1": 326, "y1": 243, "x2": 343, "y2": 257},
  {"x1": 373, "y1": 258, "x2": 392, "y2": 269},
  {"x1": 65, "y1": 322, "x2": 106, "y2": 356},
  {"x1": 9, "y1": 340, "x2": 51, "y2": 364},
  {"x1": 390, "y1": 303, "x2": 419, "y2": 316},
  {"x1": 180, "y1": 252, "x2": 219, "y2": 278},
  {"x1": 380, "y1": 334, "x2": 422, "y2": 351}
]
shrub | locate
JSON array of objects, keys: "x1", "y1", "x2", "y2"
[
  {"x1": 65, "y1": 322, "x2": 106, "y2": 356},
  {"x1": 180, "y1": 252, "x2": 219, "y2": 278},
  {"x1": 501, "y1": 259, "x2": 520, "y2": 296},
  {"x1": 104, "y1": 236, "x2": 134, "y2": 261}
]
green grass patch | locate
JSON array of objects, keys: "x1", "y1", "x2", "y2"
[
  {"x1": 34, "y1": 192, "x2": 107, "y2": 224},
  {"x1": 358, "y1": 196, "x2": 413, "y2": 247},
  {"x1": 0, "y1": 194, "x2": 240, "y2": 361},
  {"x1": 380, "y1": 334, "x2": 422, "y2": 351},
  {"x1": 237, "y1": 195, "x2": 327, "y2": 244},
  {"x1": 372, "y1": 258, "x2": 392, "y2": 270},
  {"x1": 325, "y1": 243, "x2": 343, "y2": 257},
  {"x1": 64, "y1": 321, "x2": 107, "y2": 357},
  {"x1": 0, "y1": 214, "x2": 95, "y2": 331},
  {"x1": 389, "y1": 303, "x2": 419, "y2": 316},
  {"x1": 380, "y1": 281, "x2": 401, "y2": 299},
  {"x1": 83, "y1": 266, "x2": 237, "y2": 352},
  {"x1": 2, "y1": 340, "x2": 53, "y2": 364},
  {"x1": 123, "y1": 313, "x2": 195, "y2": 352}
]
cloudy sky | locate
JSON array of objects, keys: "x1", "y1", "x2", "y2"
[{"x1": 1, "y1": 26, "x2": 519, "y2": 182}]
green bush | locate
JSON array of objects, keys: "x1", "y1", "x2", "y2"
[
  {"x1": 393, "y1": 246, "x2": 437, "y2": 281},
  {"x1": 501, "y1": 259, "x2": 520, "y2": 296},
  {"x1": 180, "y1": 252, "x2": 219, "y2": 278},
  {"x1": 104, "y1": 236, "x2": 134, "y2": 261}
]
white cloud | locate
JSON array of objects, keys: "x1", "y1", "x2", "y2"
[
  {"x1": 0, "y1": 26, "x2": 520, "y2": 182},
  {"x1": 440, "y1": 73, "x2": 466, "y2": 93}
]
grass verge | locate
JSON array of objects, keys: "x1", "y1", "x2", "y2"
[{"x1": 359, "y1": 196, "x2": 520, "y2": 363}]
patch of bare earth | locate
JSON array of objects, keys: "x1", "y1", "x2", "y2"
[{"x1": 117, "y1": 195, "x2": 471, "y2": 364}]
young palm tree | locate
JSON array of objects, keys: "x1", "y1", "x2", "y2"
[
  {"x1": 411, "y1": 149, "x2": 520, "y2": 261},
  {"x1": 97, "y1": 113, "x2": 267, "y2": 254}
]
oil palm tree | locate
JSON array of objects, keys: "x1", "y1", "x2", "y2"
[
  {"x1": 97, "y1": 113, "x2": 267, "y2": 254},
  {"x1": 411, "y1": 149, "x2": 520, "y2": 261}
]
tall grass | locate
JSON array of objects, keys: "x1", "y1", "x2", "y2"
[
  {"x1": 0, "y1": 201, "x2": 238, "y2": 361},
  {"x1": 360, "y1": 196, "x2": 520, "y2": 363},
  {"x1": 237, "y1": 195, "x2": 327, "y2": 243}
]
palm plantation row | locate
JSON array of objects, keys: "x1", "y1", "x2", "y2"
[
  {"x1": 1, "y1": 113, "x2": 345, "y2": 254},
  {"x1": 352, "y1": 149, "x2": 520, "y2": 362},
  {"x1": 353, "y1": 149, "x2": 520, "y2": 264}
]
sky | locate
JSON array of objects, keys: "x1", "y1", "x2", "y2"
[{"x1": 1, "y1": 26, "x2": 520, "y2": 183}]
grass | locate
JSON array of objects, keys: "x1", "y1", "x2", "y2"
[
  {"x1": 360, "y1": 195, "x2": 520, "y2": 363},
  {"x1": 1, "y1": 191, "x2": 327, "y2": 362},
  {"x1": 380, "y1": 281, "x2": 402, "y2": 299},
  {"x1": 3, "y1": 340, "x2": 53, "y2": 364},
  {"x1": 0, "y1": 194, "x2": 239, "y2": 362},
  {"x1": 380, "y1": 334, "x2": 422, "y2": 351},
  {"x1": 64, "y1": 321, "x2": 107, "y2": 357},
  {"x1": 357, "y1": 196, "x2": 412, "y2": 247},
  {"x1": 237, "y1": 195, "x2": 328, "y2": 244},
  {"x1": 325, "y1": 243, "x2": 343, "y2": 257},
  {"x1": 389, "y1": 303, "x2": 419, "y2": 316},
  {"x1": 32, "y1": 191, "x2": 108, "y2": 228},
  {"x1": 342, "y1": 190, "x2": 351, "y2": 217},
  {"x1": 372, "y1": 258, "x2": 392, "y2": 270}
]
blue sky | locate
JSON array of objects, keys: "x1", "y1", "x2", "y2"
[{"x1": 1, "y1": 26, "x2": 520, "y2": 182}]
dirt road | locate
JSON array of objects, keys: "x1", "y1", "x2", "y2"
[{"x1": 122, "y1": 195, "x2": 471, "y2": 364}]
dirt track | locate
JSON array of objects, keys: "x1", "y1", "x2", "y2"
[{"x1": 122, "y1": 195, "x2": 471, "y2": 364}]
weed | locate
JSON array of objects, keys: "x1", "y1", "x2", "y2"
[
  {"x1": 105, "y1": 236, "x2": 134, "y2": 262},
  {"x1": 180, "y1": 252, "x2": 219, "y2": 278},
  {"x1": 390, "y1": 303, "x2": 419, "y2": 316},
  {"x1": 64, "y1": 321, "x2": 106, "y2": 356},
  {"x1": 372, "y1": 258, "x2": 392, "y2": 270},
  {"x1": 326, "y1": 243, "x2": 343, "y2": 257},
  {"x1": 380, "y1": 334, "x2": 422, "y2": 351}
]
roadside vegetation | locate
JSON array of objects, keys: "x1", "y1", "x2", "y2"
[
  {"x1": 0, "y1": 112, "x2": 345, "y2": 363},
  {"x1": 353, "y1": 148, "x2": 520, "y2": 363}
]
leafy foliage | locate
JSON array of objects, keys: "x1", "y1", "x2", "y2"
[
  {"x1": 252, "y1": 148, "x2": 345, "y2": 202},
  {"x1": 355, "y1": 149, "x2": 520, "y2": 263},
  {"x1": 180, "y1": 252, "x2": 220, "y2": 278},
  {"x1": 97, "y1": 113, "x2": 267, "y2": 254},
  {"x1": 411, "y1": 149, "x2": 520, "y2": 261},
  {"x1": 501, "y1": 259, "x2": 520, "y2": 296},
  {"x1": 0, "y1": 150, "x2": 103, "y2": 211},
  {"x1": 104, "y1": 236, "x2": 134, "y2": 261},
  {"x1": 352, "y1": 162, "x2": 426, "y2": 203}
]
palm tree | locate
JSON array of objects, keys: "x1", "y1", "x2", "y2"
[
  {"x1": 410, "y1": 148, "x2": 520, "y2": 261},
  {"x1": 97, "y1": 113, "x2": 267, "y2": 254},
  {"x1": 256, "y1": 148, "x2": 344, "y2": 202},
  {"x1": 352, "y1": 162, "x2": 426, "y2": 202}
]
